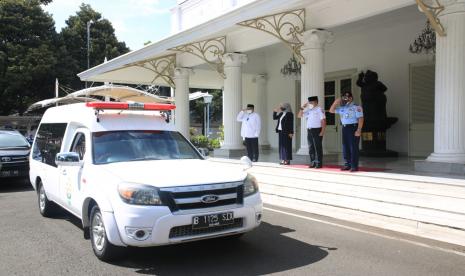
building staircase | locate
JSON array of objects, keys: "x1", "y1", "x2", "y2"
[{"x1": 211, "y1": 159, "x2": 465, "y2": 246}]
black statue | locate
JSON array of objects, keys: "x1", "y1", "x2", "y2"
[{"x1": 356, "y1": 70, "x2": 398, "y2": 157}]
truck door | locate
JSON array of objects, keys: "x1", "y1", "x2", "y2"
[{"x1": 58, "y1": 129, "x2": 88, "y2": 215}]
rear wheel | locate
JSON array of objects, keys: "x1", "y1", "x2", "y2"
[
  {"x1": 89, "y1": 205, "x2": 124, "y2": 261},
  {"x1": 37, "y1": 182, "x2": 56, "y2": 217}
]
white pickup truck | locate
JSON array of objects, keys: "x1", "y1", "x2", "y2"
[{"x1": 29, "y1": 102, "x2": 262, "y2": 261}]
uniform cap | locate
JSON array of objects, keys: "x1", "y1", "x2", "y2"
[
  {"x1": 342, "y1": 91, "x2": 353, "y2": 98},
  {"x1": 308, "y1": 96, "x2": 318, "y2": 102},
  {"x1": 247, "y1": 104, "x2": 254, "y2": 109}
]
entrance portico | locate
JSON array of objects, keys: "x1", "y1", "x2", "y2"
[{"x1": 77, "y1": 0, "x2": 465, "y2": 175}]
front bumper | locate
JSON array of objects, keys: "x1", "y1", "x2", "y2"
[{"x1": 109, "y1": 192, "x2": 262, "y2": 247}]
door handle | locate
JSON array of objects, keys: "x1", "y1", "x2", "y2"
[
  {"x1": 335, "y1": 125, "x2": 338, "y2": 132},
  {"x1": 62, "y1": 169, "x2": 67, "y2": 176}
]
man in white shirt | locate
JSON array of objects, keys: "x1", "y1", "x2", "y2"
[
  {"x1": 298, "y1": 96, "x2": 326, "y2": 168},
  {"x1": 237, "y1": 104, "x2": 261, "y2": 162}
]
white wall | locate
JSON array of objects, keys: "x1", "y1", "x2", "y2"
[
  {"x1": 264, "y1": 45, "x2": 297, "y2": 148},
  {"x1": 170, "y1": 0, "x2": 257, "y2": 34}
]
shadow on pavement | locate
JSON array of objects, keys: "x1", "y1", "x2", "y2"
[
  {"x1": 115, "y1": 222, "x2": 333, "y2": 275},
  {"x1": 0, "y1": 178, "x2": 33, "y2": 193}
]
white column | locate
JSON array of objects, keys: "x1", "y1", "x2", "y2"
[
  {"x1": 297, "y1": 29, "x2": 334, "y2": 155},
  {"x1": 427, "y1": 0, "x2": 465, "y2": 164},
  {"x1": 254, "y1": 74, "x2": 270, "y2": 148},
  {"x1": 173, "y1": 67, "x2": 191, "y2": 138},
  {"x1": 221, "y1": 53, "x2": 248, "y2": 150}
]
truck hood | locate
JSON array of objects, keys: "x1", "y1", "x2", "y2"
[
  {"x1": 0, "y1": 148, "x2": 30, "y2": 156},
  {"x1": 99, "y1": 159, "x2": 247, "y2": 187}
]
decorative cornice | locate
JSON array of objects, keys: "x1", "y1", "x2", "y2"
[
  {"x1": 169, "y1": 36, "x2": 226, "y2": 78},
  {"x1": 221, "y1": 53, "x2": 248, "y2": 67},
  {"x1": 125, "y1": 54, "x2": 176, "y2": 88},
  {"x1": 302, "y1": 29, "x2": 334, "y2": 50},
  {"x1": 237, "y1": 9, "x2": 306, "y2": 63}
]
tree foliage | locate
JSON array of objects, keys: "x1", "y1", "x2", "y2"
[
  {"x1": 59, "y1": 4, "x2": 130, "y2": 90},
  {"x1": 0, "y1": 1, "x2": 130, "y2": 115},
  {"x1": 0, "y1": 0, "x2": 58, "y2": 115}
]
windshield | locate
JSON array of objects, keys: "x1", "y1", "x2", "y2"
[
  {"x1": 92, "y1": 130, "x2": 201, "y2": 164},
  {"x1": 0, "y1": 132, "x2": 30, "y2": 148}
]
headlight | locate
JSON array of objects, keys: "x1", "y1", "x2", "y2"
[
  {"x1": 118, "y1": 183, "x2": 163, "y2": 205},
  {"x1": 243, "y1": 174, "x2": 259, "y2": 197}
]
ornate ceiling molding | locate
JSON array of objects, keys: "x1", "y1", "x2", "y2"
[
  {"x1": 237, "y1": 9, "x2": 306, "y2": 63},
  {"x1": 169, "y1": 36, "x2": 226, "y2": 78},
  {"x1": 126, "y1": 54, "x2": 176, "y2": 88},
  {"x1": 416, "y1": 0, "x2": 446, "y2": 36}
]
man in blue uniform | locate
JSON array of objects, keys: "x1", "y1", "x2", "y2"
[{"x1": 329, "y1": 91, "x2": 364, "y2": 172}]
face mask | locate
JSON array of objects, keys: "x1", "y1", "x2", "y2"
[
  {"x1": 341, "y1": 97, "x2": 350, "y2": 106},
  {"x1": 308, "y1": 104, "x2": 315, "y2": 109},
  {"x1": 246, "y1": 110, "x2": 252, "y2": 114}
]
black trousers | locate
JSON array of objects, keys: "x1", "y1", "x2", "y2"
[
  {"x1": 307, "y1": 128, "x2": 323, "y2": 166},
  {"x1": 278, "y1": 131, "x2": 293, "y2": 161},
  {"x1": 342, "y1": 124, "x2": 360, "y2": 169},
  {"x1": 245, "y1": 137, "x2": 259, "y2": 161}
]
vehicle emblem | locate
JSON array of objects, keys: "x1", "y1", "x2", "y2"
[
  {"x1": 201, "y1": 194, "x2": 220, "y2": 204},
  {"x1": 1, "y1": 157, "x2": 11, "y2": 162}
]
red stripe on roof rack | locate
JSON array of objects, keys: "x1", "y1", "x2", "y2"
[{"x1": 86, "y1": 102, "x2": 176, "y2": 111}]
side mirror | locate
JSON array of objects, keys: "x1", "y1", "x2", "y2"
[
  {"x1": 240, "y1": 156, "x2": 253, "y2": 170},
  {"x1": 56, "y1": 152, "x2": 82, "y2": 166}
]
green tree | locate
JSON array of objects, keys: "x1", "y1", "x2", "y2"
[
  {"x1": 60, "y1": 4, "x2": 130, "y2": 90},
  {"x1": 189, "y1": 88, "x2": 223, "y2": 124},
  {"x1": 0, "y1": 0, "x2": 59, "y2": 115}
]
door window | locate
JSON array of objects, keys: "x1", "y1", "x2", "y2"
[
  {"x1": 32, "y1": 123, "x2": 67, "y2": 167},
  {"x1": 70, "y1": 133, "x2": 86, "y2": 160}
]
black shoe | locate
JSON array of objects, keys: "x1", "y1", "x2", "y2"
[
  {"x1": 350, "y1": 168, "x2": 359, "y2": 172},
  {"x1": 283, "y1": 160, "x2": 290, "y2": 165},
  {"x1": 341, "y1": 166, "x2": 351, "y2": 171},
  {"x1": 309, "y1": 163, "x2": 316, "y2": 168},
  {"x1": 315, "y1": 165, "x2": 323, "y2": 169}
]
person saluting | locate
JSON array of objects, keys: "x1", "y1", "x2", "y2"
[
  {"x1": 329, "y1": 91, "x2": 364, "y2": 172},
  {"x1": 298, "y1": 96, "x2": 326, "y2": 168},
  {"x1": 237, "y1": 104, "x2": 261, "y2": 162}
]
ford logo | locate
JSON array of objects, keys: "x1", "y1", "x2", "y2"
[
  {"x1": 1, "y1": 157, "x2": 11, "y2": 162},
  {"x1": 201, "y1": 195, "x2": 219, "y2": 204}
]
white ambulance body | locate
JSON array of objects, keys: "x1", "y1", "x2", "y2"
[{"x1": 29, "y1": 102, "x2": 262, "y2": 261}]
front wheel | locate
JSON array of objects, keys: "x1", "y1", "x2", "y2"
[
  {"x1": 89, "y1": 205, "x2": 124, "y2": 261},
  {"x1": 37, "y1": 182, "x2": 56, "y2": 217}
]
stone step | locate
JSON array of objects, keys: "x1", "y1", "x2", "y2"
[
  {"x1": 256, "y1": 174, "x2": 465, "y2": 214},
  {"x1": 210, "y1": 159, "x2": 465, "y2": 246}
]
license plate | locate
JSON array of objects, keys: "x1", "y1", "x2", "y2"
[
  {"x1": 1, "y1": 170, "x2": 19, "y2": 177},
  {"x1": 192, "y1": 212, "x2": 234, "y2": 229}
]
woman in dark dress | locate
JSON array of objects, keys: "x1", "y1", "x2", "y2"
[{"x1": 273, "y1": 103, "x2": 294, "y2": 165}]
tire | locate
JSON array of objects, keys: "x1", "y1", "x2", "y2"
[
  {"x1": 37, "y1": 181, "x2": 56, "y2": 217},
  {"x1": 89, "y1": 205, "x2": 124, "y2": 262}
]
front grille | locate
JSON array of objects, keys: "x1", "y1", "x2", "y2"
[
  {"x1": 169, "y1": 218, "x2": 244, "y2": 238},
  {"x1": 159, "y1": 182, "x2": 244, "y2": 212},
  {"x1": 0, "y1": 155, "x2": 28, "y2": 163}
]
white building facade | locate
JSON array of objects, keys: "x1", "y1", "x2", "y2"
[{"x1": 78, "y1": 0, "x2": 465, "y2": 173}]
